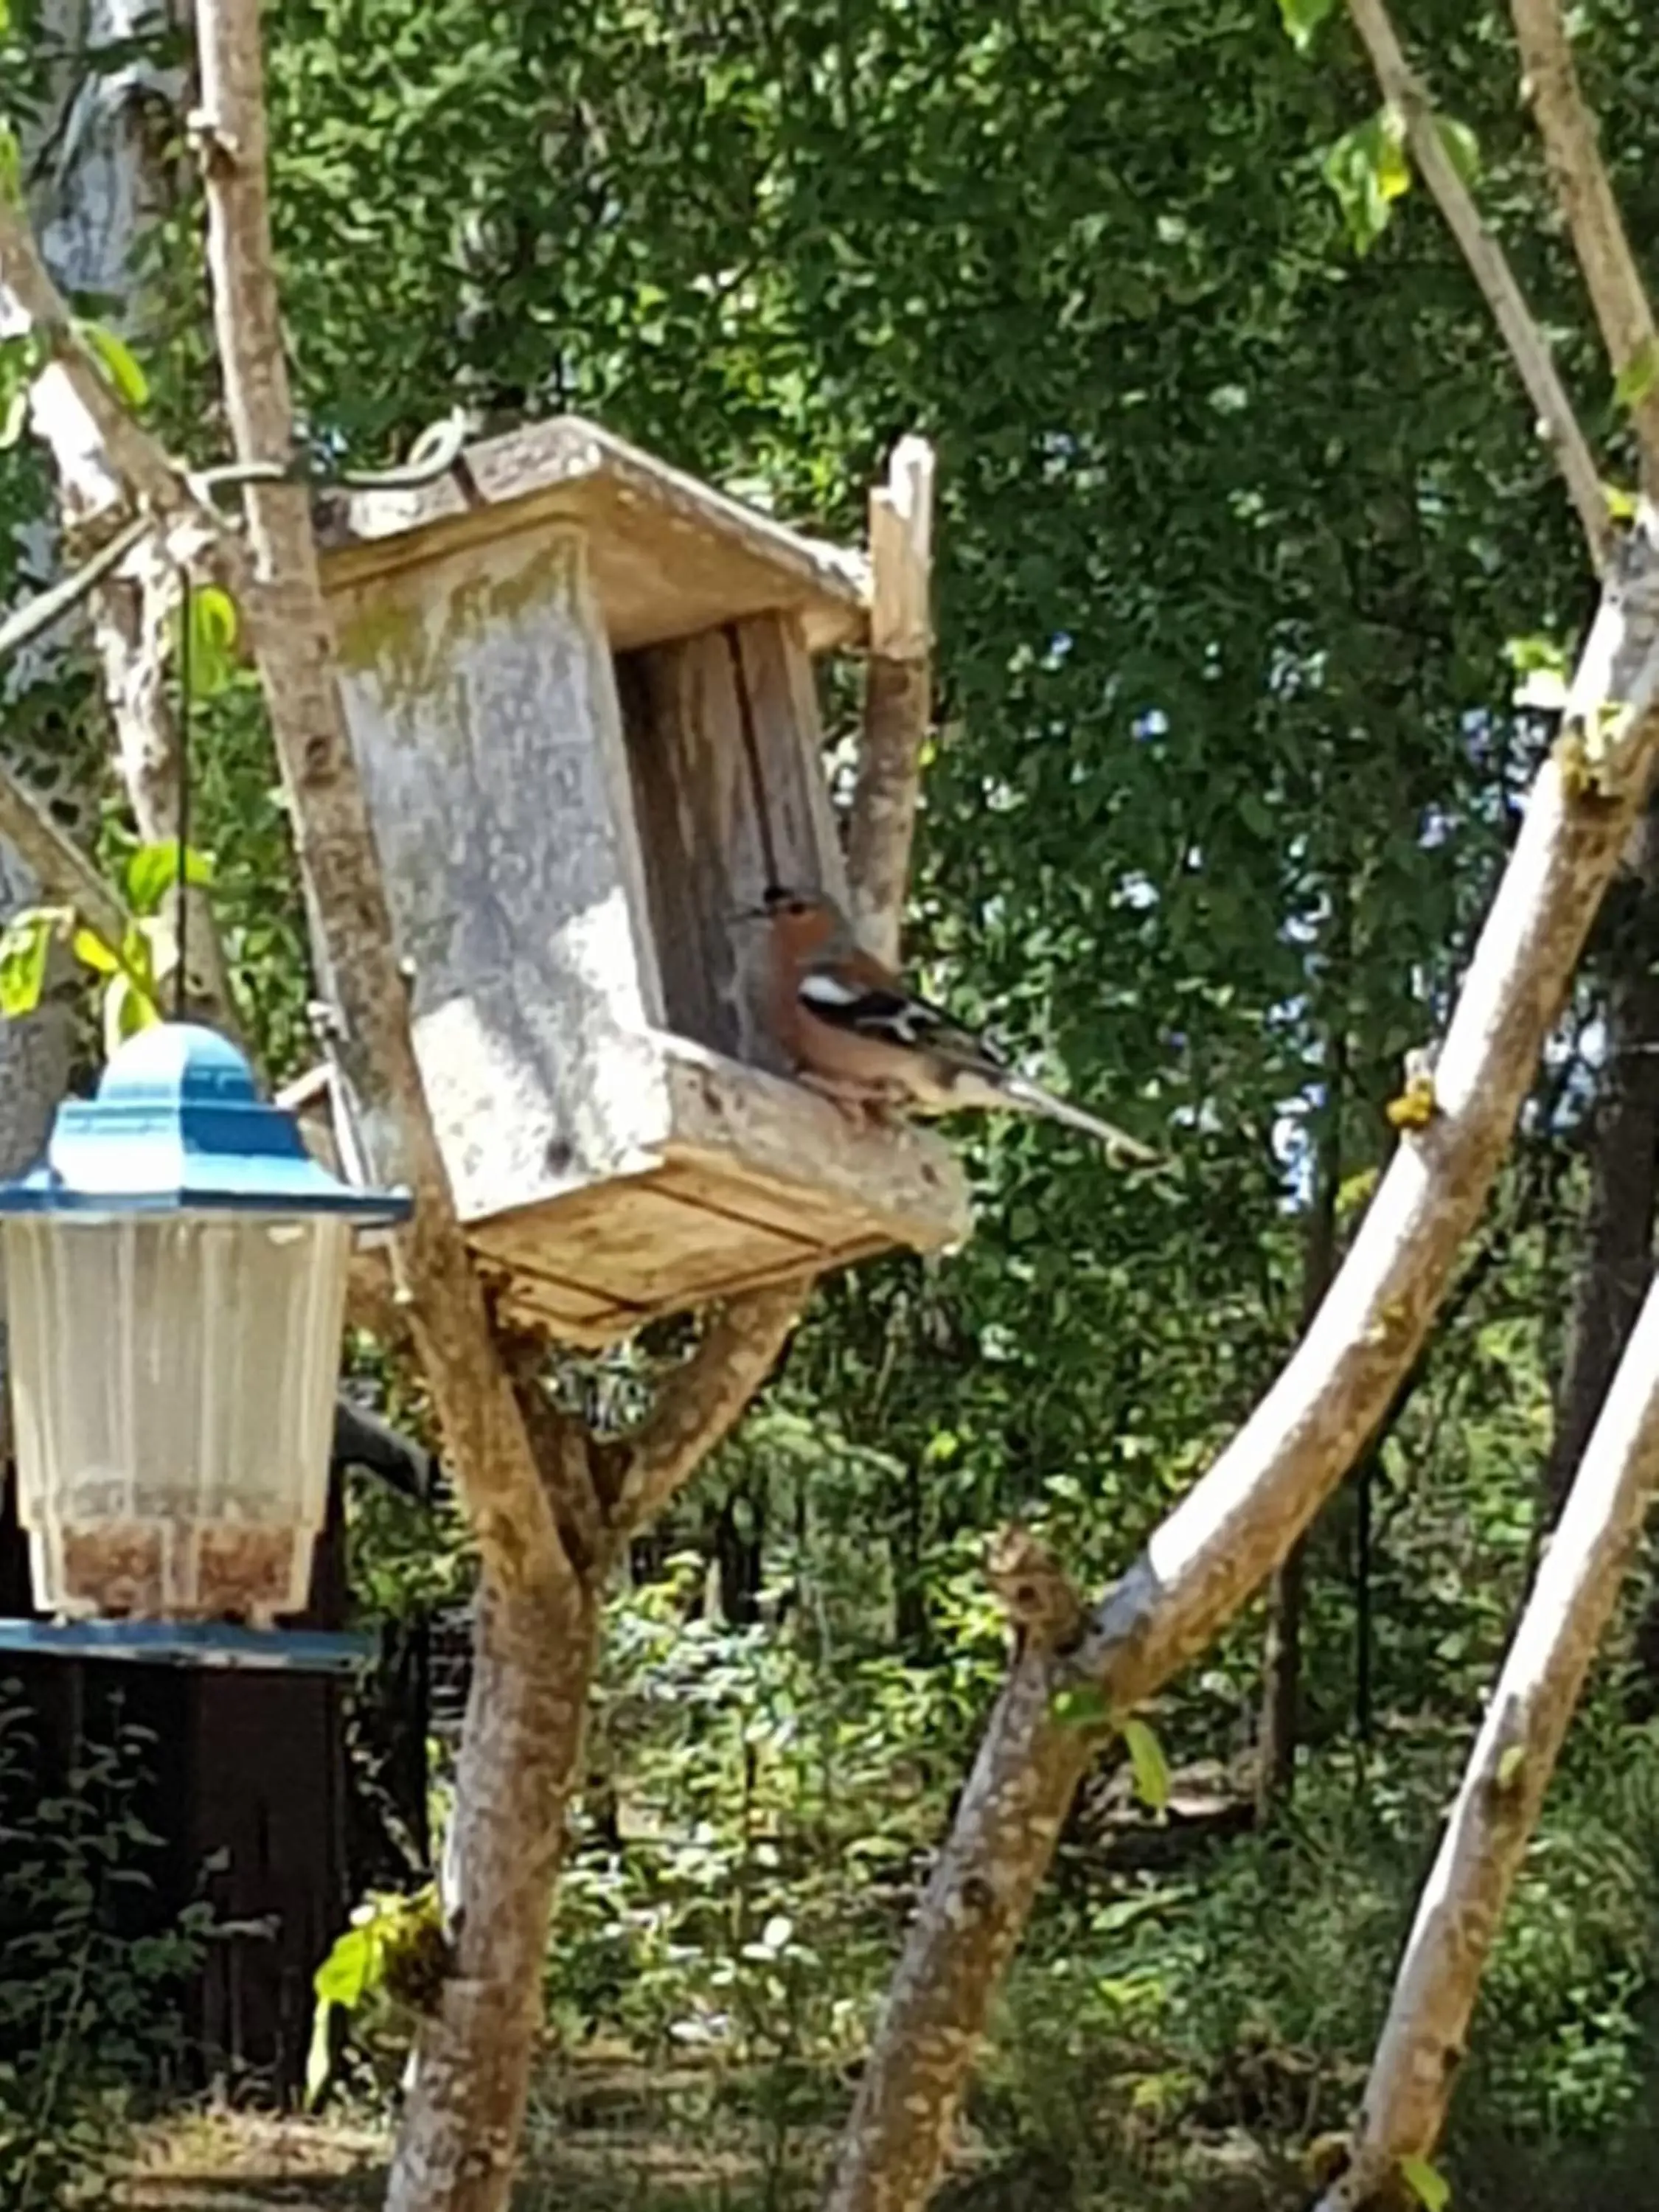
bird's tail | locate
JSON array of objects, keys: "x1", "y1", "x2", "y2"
[{"x1": 998, "y1": 1074, "x2": 1164, "y2": 1165}]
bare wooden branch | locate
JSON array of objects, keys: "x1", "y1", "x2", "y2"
[
  {"x1": 0, "y1": 760, "x2": 131, "y2": 957},
  {"x1": 191, "y1": 1, "x2": 568, "y2": 1601},
  {"x1": 1346, "y1": 0, "x2": 1612, "y2": 567},
  {"x1": 824, "y1": 518, "x2": 1659, "y2": 2212},
  {"x1": 1317, "y1": 1267, "x2": 1659, "y2": 2209},
  {"x1": 846, "y1": 435, "x2": 935, "y2": 964},
  {"x1": 606, "y1": 1279, "x2": 810, "y2": 1542},
  {"x1": 1510, "y1": 0, "x2": 1659, "y2": 483}
]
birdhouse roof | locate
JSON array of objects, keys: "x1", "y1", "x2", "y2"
[{"x1": 315, "y1": 414, "x2": 872, "y2": 655}]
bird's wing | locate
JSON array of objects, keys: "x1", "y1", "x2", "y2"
[{"x1": 796, "y1": 965, "x2": 1006, "y2": 1068}]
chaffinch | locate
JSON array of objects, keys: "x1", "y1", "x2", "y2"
[{"x1": 743, "y1": 883, "x2": 1161, "y2": 1165}]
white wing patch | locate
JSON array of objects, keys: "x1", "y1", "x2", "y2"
[{"x1": 799, "y1": 970, "x2": 866, "y2": 1009}]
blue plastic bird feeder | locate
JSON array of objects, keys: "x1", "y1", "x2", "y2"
[{"x1": 0, "y1": 1024, "x2": 409, "y2": 1647}]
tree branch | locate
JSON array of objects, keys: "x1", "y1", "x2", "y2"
[
  {"x1": 846, "y1": 434, "x2": 935, "y2": 963},
  {"x1": 1346, "y1": 0, "x2": 1613, "y2": 568},
  {"x1": 1317, "y1": 1267, "x2": 1659, "y2": 2208},
  {"x1": 1509, "y1": 0, "x2": 1659, "y2": 484},
  {"x1": 824, "y1": 514, "x2": 1659, "y2": 2212},
  {"x1": 189, "y1": 1, "x2": 571, "y2": 1603},
  {"x1": 0, "y1": 756, "x2": 131, "y2": 957},
  {"x1": 604, "y1": 1280, "x2": 810, "y2": 1544}
]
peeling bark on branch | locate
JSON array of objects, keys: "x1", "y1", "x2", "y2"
[
  {"x1": 1509, "y1": 0, "x2": 1659, "y2": 486},
  {"x1": 1318, "y1": 1266, "x2": 1659, "y2": 2209},
  {"x1": 846, "y1": 436, "x2": 934, "y2": 965},
  {"x1": 824, "y1": 522, "x2": 1659, "y2": 2212},
  {"x1": 1346, "y1": 0, "x2": 1611, "y2": 566}
]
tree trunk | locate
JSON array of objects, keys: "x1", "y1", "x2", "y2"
[
  {"x1": 1543, "y1": 801, "x2": 1659, "y2": 1521},
  {"x1": 1320, "y1": 1263, "x2": 1659, "y2": 2210},
  {"x1": 824, "y1": 539, "x2": 1659, "y2": 2212},
  {"x1": 386, "y1": 1573, "x2": 599, "y2": 2212}
]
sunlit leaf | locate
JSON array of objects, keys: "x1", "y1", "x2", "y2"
[
  {"x1": 0, "y1": 911, "x2": 53, "y2": 1018},
  {"x1": 125, "y1": 839, "x2": 215, "y2": 918},
  {"x1": 71, "y1": 927, "x2": 122, "y2": 977},
  {"x1": 313, "y1": 1923, "x2": 377, "y2": 2008},
  {"x1": 0, "y1": 122, "x2": 18, "y2": 208},
  {"x1": 175, "y1": 582, "x2": 241, "y2": 698},
  {"x1": 1277, "y1": 0, "x2": 1337, "y2": 52},
  {"x1": 1122, "y1": 1717, "x2": 1172, "y2": 1812},
  {"x1": 1399, "y1": 2154, "x2": 1453, "y2": 2212},
  {"x1": 74, "y1": 319, "x2": 150, "y2": 408}
]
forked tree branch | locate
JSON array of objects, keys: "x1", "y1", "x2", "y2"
[
  {"x1": 606, "y1": 1279, "x2": 811, "y2": 1543},
  {"x1": 1346, "y1": 0, "x2": 1612, "y2": 568},
  {"x1": 824, "y1": 518, "x2": 1659, "y2": 2212},
  {"x1": 1509, "y1": 0, "x2": 1659, "y2": 483},
  {"x1": 1318, "y1": 1265, "x2": 1659, "y2": 2208},
  {"x1": 846, "y1": 434, "x2": 935, "y2": 964}
]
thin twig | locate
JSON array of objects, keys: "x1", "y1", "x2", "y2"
[
  {"x1": 1509, "y1": 0, "x2": 1659, "y2": 484},
  {"x1": 1346, "y1": 0, "x2": 1613, "y2": 568},
  {"x1": 0, "y1": 514, "x2": 149, "y2": 668}
]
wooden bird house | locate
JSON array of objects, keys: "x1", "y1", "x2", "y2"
[{"x1": 312, "y1": 417, "x2": 969, "y2": 1345}]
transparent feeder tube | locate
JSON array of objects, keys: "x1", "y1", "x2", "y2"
[{"x1": 4, "y1": 1211, "x2": 351, "y2": 1624}]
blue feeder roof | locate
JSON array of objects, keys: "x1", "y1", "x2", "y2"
[{"x1": 0, "y1": 1023, "x2": 412, "y2": 1223}]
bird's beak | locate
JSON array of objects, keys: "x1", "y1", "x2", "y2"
[{"x1": 731, "y1": 903, "x2": 769, "y2": 925}]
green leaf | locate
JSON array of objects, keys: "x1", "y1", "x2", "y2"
[
  {"x1": 1276, "y1": 0, "x2": 1337, "y2": 52},
  {"x1": 0, "y1": 122, "x2": 18, "y2": 209},
  {"x1": 173, "y1": 582, "x2": 241, "y2": 699},
  {"x1": 125, "y1": 839, "x2": 215, "y2": 917},
  {"x1": 0, "y1": 911, "x2": 54, "y2": 1018},
  {"x1": 102, "y1": 970, "x2": 162, "y2": 1054},
  {"x1": 1497, "y1": 1744, "x2": 1526, "y2": 1790},
  {"x1": 1434, "y1": 115, "x2": 1481, "y2": 187},
  {"x1": 1323, "y1": 108, "x2": 1411, "y2": 256},
  {"x1": 1122, "y1": 1717, "x2": 1172, "y2": 1812},
  {"x1": 1051, "y1": 1683, "x2": 1112, "y2": 1731},
  {"x1": 74, "y1": 319, "x2": 149, "y2": 408},
  {"x1": 313, "y1": 1923, "x2": 378, "y2": 2009},
  {"x1": 1399, "y1": 2154, "x2": 1452, "y2": 2212},
  {"x1": 1616, "y1": 336, "x2": 1659, "y2": 411},
  {"x1": 1604, "y1": 480, "x2": 1640, "y2": 523},
  {"x1": 71, "y1": 927, "x2": 122, "y2": 976}
]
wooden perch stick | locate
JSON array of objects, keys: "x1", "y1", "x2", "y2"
[
  {"x1": 1317, "y1": 1265, "x2": 1659, "y2": 2209},
  {"x1": 846, "y1": 434, "x2": 935, "y2": 964},
  {"x1": 824, "y1": 518, "x2": 1659, "y2": 2212},
  {"x1": 1509, "y1": 0, "x2": 1659, "y2": 481},
  {"x1": 1346, "y1": 0, "x2": 1612, "y2": 567}
]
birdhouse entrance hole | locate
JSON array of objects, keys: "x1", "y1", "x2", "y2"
[{"x1": 316, "y1": 418, "x2": 969, "y2": 1344}]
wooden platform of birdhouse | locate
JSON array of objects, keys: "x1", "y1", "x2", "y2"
[{"x1": 311, "y1": 415, "x2": 970, "y2": 1346}]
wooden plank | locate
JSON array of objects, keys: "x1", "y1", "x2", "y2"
[
  {"x1": 659, "y1": 1036, "x2": 972, "y2": 1253},
  {"x1": 617, "y1": 642, "x2": 748, "y2": 1063},
  {"x1": 729, "y1": 613, "x2": 850, "y2": 910},
  {"x1": 650, "y1": 1155, "x2": 869, "y2": 1247},
  {"x1": 325, "y1": 524, "x2": 676, "y2": 1222},
  {"x1": 316, "y1": 416, "x2": 871, "y2": 655},
  {"x1": 475, "y1": 1172, "x2": 815, "y2": 1306}
]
